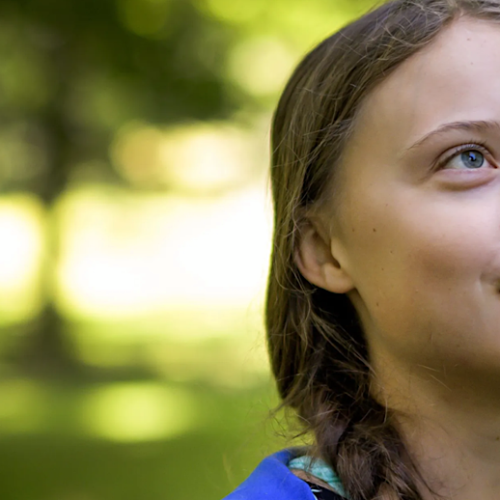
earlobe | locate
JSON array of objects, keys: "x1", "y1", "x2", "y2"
[{"x1": 294, "y1": 220, "x2": 354, "y2": 294}]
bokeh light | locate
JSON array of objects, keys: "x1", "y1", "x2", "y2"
[
  {"x1": 80, "y1": 382, "x2": 196, "y2": 442},
  {"x1": 0, "y1": 194, "x2": 45, "y2": 325},
  {"x1": 226, "y1": 37, "x2": 297, "y2": 97},
  {"x1": 54, "y1": 184, "x2": 272, "y2": 318},
  {"x1": 117, "y1": 0, "x2": 173, "y2": 37},
  {"x1": 111, "y1": 120, "x2": 267, "y2": 192}
]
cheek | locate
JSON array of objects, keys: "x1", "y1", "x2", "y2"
[{"x1": 345, "y1": 194, "x2": 500, "y2": 356}]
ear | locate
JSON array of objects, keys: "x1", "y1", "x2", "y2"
[{"x1": 294, "y1": 219, "x2": 354, "y2": 294}]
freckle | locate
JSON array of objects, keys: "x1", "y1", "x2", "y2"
[
  {"x1": 372, "y1": 228, "x2": 377, "y2": 233},
  {"x1": 496, "y1": 436, "x2": 500, "y2": 441},
  {"x1": 376, "y1": 302, "x2": 379, "y2": 307}
]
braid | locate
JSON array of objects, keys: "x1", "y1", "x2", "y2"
[
  {"x1": 289, "y1": 288, "x2": 424, "y2": 500},
  {"x1": 333, "y1": 403, "x2": 421, "y2": 499}
]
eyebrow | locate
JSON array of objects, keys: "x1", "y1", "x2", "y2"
[{"x1": 406, "y1": 120, "x2": 500, "y2": 152}]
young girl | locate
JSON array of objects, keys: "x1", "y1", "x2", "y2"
[{"x1": 224, "y1": 1, "x2": 500, "y2": 499}]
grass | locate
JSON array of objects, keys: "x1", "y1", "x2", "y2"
[
  {"x1": 0, "y1": 308, "x2": 302, "y2": 500},
  {"x1": 0, "y1": 375, "x2": 291, "y2": 500}
]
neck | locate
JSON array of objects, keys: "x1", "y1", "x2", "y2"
[{"x1": 371, "y1": 350, "x2": 500, "y2": 500}]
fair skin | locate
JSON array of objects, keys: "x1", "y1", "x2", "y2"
[{"x1": 296, "y1": 16, "x2": 500, "y2": 500}]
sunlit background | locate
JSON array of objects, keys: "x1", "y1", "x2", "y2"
[{"x1": 0, "y1": 0, "x2": 377, "y2": 498}]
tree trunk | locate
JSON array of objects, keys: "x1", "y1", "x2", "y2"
[{"x1": 15, "y1": 41, "x2": 80, "y2": 377}]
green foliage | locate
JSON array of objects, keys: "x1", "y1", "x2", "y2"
[{"x1": 0, "y1": 0, "x2": 376, "y2": 194}]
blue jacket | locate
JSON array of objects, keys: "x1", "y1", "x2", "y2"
[{"x1": 223, "y1": 449, "x2": 319, "y2": 500}]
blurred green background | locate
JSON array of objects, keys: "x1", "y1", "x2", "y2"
[{"x1": 0, "y1": 0, "x2": 376, "y2": 498}]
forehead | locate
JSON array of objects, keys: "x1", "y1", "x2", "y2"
[{"x1": 345, "y1": 16, "x2": 500, "y2": 162}]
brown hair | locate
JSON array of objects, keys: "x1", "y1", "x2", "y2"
[{"x1": 266, "y1": 1, "x2": 500, "y2": 499}]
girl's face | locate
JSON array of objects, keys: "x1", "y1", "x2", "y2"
[{"x1": 331, "y1": 17, "x2": 500, "y2": 391}]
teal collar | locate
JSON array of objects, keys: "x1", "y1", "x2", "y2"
[{"x1": 288, "y1": 455, "x2": 349, "y2": 499}]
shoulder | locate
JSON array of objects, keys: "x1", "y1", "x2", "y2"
[{"x1": 222, "y1": 449, "x2": 318, "y2": 500}]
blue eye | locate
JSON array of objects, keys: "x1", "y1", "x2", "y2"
[
  {"x1": 446, "y1": 149, "x2": 486, "y2": 170},
  {"x1": 460, "y1": 150, "x2": 485, "y2": 169},
  {"x1": 437, "y1": 142, "x2": 497, "y2": 172}
]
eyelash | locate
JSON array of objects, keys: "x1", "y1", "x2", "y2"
[{"x1": 435, "y1": 139, "x2": 494, "y2": 170}]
